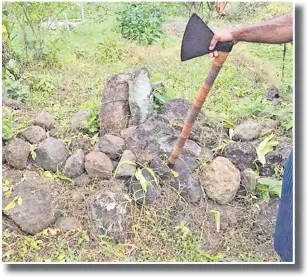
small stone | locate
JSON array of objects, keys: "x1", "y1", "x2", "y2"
[
  {"x1": 120, "y1": 126, "x2": 137, "y2": 141},
  {"x1": 202, "y1": 157, "x2": 241, "y2": 204},
  {"x1": 5, "y1": 138, "x2": 30, "y2": 170},
  {"x1": 55, "y1": 217, "x2": 79, "y2": 230},
  {"x1": 171, "y1": 174, "x2": 202, "y2": 203},
  {"x1": 85, "y1": 152, "x2": 114, "y2": 179},
  {"x1": 97, "y1": 135, "x2": 125, "y2": 159},
  {"x1": 70, "y1": 110, "x2": 92, "y2": 131},
  {"x1": 63, "y1": 149, "x2": 85, "y2": 179},
  {"x1": 266, "y1": 86, "x2": 283, "y2": 105},
  {"x1": 223, "y1": 142, "x2": 257, "y2": 171},
  {"x1": 73, "y1": 173, "x2": 91, "y2": 186},
  {"x1": 34, "y1": 138, "x2": 68, "y2": 172},
  {"x1": 34, "y1": 112, "x2": 56, "y2": 130},
  {"x1": 20, "y1": 125, "x2": 46, "y2": 144},
  {"x1": 240, "y1": 168, "x2": 259, "y2": 193},
  {"x1": 115, "y1": 150, "x2": 136, "y2": 178},
  {"x1": 232, "y1": 120, "x2": 262, "y2": 141}
]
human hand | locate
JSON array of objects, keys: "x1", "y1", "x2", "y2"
[{"x1": 208, "y1": 30, "x2": 235, "y2": 58}]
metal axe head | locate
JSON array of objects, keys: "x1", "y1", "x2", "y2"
[{"x1": 181, "y1": 13, "x2": 234, "y2": 62}]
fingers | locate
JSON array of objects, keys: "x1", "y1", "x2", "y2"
[
  {"x1": 209, "y1": 35, "x2": 218, "y2": 51},
  {"x1": 209, "y1": 51, "x2": 219, "y2": 58}
]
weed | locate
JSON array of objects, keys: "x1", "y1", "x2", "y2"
[
  {"x1": 255, "y1": 134, "x2": 279, "y2": 165},
  {"x1": 117, "y1": 3, "x2": 165, "y2": 45},
  {"x1": 2, "y1": 108, "x2": 22, "y2": 142},
  {"x1": 256, "y1": 177, "x2": 282, "y2": 202}
]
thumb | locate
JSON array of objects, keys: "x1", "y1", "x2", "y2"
[{"x1": 209, "y1": 35, "x2": 218, "y2": 51}]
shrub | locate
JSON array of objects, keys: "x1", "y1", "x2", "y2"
[{"x1": 117, "y1": 3, "x2": 165, "y2": 45}]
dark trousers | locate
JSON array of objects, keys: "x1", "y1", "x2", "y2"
[{"x1": 274, "y1": 151, "x2": 293, "y2": 262}]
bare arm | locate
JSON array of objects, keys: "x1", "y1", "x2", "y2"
[
  {"x1": 232, "y1": 12, "x2": 293, "y2": 43},
  {"x1": 209, "y1": 12, "x2": 293, "y2": 55}
]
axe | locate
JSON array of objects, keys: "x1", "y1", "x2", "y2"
[{"x1": 168, "y1": 13, "x2": 234, "y2": 167}]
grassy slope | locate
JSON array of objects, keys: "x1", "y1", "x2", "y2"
[{"x1": 3, "y1": 2, "x2": 293, "y2": 262}]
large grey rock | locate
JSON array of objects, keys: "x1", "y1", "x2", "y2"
[
  {"x1": 63, "y1": 149, "x2": 85, "y2": 179},
  {"x1": 171, "y1": 174, "x2": 202, "y2": 203},
  {"x1": 202, "y1": 157, "x2": 240, "y2": 204},
  {"x1": 34, "y1": 138, "x2": 68, "y2": 172},
  {"x1": 70, "y1": 110, "x2": 92, "y2": 131},
  {"x1": 160, "y1": 98, "x2": 205, "y2": 141},
  {"x1": 84, "y1": 152, "x2": 114, "y2": 179},
  {"x1": 20, "y1": 125, "x2": 46, "y2": 144},
  {"x1": 240, "y1": 168, "x2": 259, "y2": 193},
  {"x1": 130, "y1": 169, "x2": 161, "y2": 205},
  {"x1": 89, "y1": 186, "x2": 131, "y2": 242},
  {"x1": 128, "y1": 67, "x2": 153, "y2": 126},
  {"x1": 232, "y1": 120, "x2": 262, "y2": 141},
  {"x1": 99, "y1": 73, "x2": 131, "y2": 136},
  {"x1": 34, "y1": 112, "x2": 56, "y2": 130},
  {"x1": 2, "y1": 175, "x2": 57, "y2": 235},
  {"x1": 55, "y1": 217, "x2": 79, "y2": 230},
  {"x1": 5, "y1": 138, "x2": 30, "y2": 169},
  {"x1": 115, "y1": 150, "x2": 136, "y2": 178},
  {"x1": 126, "y1": 115, "x2": 201, "y2": 163},
  {"x1": 150, "y1": 156, "x2": 171, "y2": 181},
  {"x1": 96, "y1": 135, "x2": 125, "y2": 159},
  {"x1": 223, "y1": 142, "x2": 257, "y2": 171}
]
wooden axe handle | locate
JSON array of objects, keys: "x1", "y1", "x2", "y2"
[{"x1": 168, "y1": 52, "x2": 229, "y2": 167}]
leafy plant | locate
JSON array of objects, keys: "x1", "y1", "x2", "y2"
[
  {"x1": 114, "y1": 161, "x2": 159, "y2": 203},
  {"x1": 85, "y1": 112, "x2": 99, "y2": 134},
  {"x1": 117, "y1": 3, "x2": 165, "y2": 45},
  {"x1": 256, "y1": 177, "x2": 282, "y2": 202},
  {"x1": 2, "y1": 108, "x2": 21, "y2": 142},
  {"x1": 4, "y1": 80, "x2": 29, "y2": 102},
  {"x1": 31, "y1": 74, "x2": 55, "y2": 94},
  {"x1": 38, "y1": 169, "x2": 73, "y2": 183},
  {"x1": 256, "y1": 134, "x2": 279, "y2": 165}
]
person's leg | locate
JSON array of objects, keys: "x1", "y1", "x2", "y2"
[{"x1": 274, "y1": 150, "x2": 293, "y2": 262}]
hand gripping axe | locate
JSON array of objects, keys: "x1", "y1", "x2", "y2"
[{"x1": 168, "y1": 13, "x2": 234, "y2": 167}]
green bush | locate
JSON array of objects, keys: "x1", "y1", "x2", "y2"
[{"x1": 117, "y1": 3, "x2": 165, "y2": 45}]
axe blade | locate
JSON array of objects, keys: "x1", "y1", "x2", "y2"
[{"x1": 181, "y1": 13, "x2": 233, "y2": 62}]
